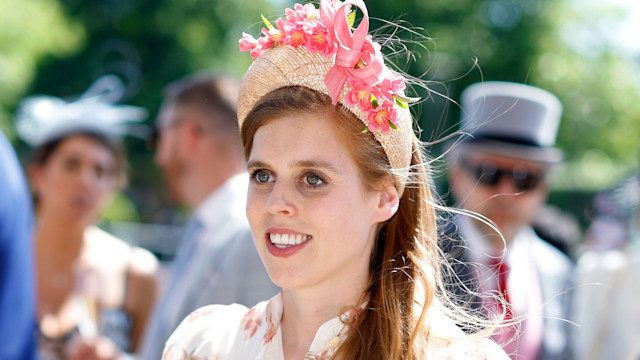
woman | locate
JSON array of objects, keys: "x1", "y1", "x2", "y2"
[
  {"x1": 164, "y1": 1, "x2": 509, "y2": 358},
  {"x1": 16, "y1": 77, "x2": 158, "y2": 359}
]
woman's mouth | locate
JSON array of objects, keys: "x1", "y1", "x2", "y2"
[
  {"x1": 265, "y1": 230, "x2": 313, "y2": 258},
  {"x1": 269, "y1": 232, "x2": 312, "y2": 249}
]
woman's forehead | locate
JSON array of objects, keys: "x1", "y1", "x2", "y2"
[
  {"x1": 249, "y1": 113, "x2": 352, "y2": 170},
  {"x1": 52, "y1": 135, "x2": 116, "y2": 163}
]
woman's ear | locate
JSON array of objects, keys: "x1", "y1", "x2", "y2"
[{"x1": 373, "y1": 176, "x2": 400, "y2": 223}]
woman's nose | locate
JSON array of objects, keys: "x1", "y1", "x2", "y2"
[{"x1": 266, "y1": 181, "x2": 296, "y2": 216}]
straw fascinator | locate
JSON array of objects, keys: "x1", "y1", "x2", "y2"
[
  {"x1": 15, "y1": 75, "x2": 148, "y2": 147},
  {"x1": 237, "y1": 0, "x2": 417, "y2": 174}
]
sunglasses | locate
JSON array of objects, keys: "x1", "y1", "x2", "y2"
[{"x1": 459, "y1": 159, "x2": 545, "y2": 192}]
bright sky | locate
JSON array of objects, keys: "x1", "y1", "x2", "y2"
[{"x1": 605, "y1": 0, "x2": 640, "y2": 55}]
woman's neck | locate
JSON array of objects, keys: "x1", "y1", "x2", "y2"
[
  {"x1": 280, "y1": 268, "x2": 369, "y2": 359},
  {"x1": 35, "y1": 211, "x2": 86, "y2": 262}
]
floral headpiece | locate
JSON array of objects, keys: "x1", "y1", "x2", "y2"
[{"x1": 239, "y1": 0, "x2": 416, "y2": 133}]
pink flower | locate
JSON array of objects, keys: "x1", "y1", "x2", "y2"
[
  {"x1": 241, "y1": 306, "x2": 263, "y2": 339},
  {"x1": 345, "y1": 80, "x2": 375, "y2": 111},
  {"x1": 282, "y1": 20, "x2": 308, "y2": 47},
  {"x1": 366, "y1": 100, "x2": 398, "y2": 133},
  {"x1": 249, "y1": 36, "x2": 272, "y2": 59},
  {"x1": 359, "y1": 37, "x2": 379, "y2": 65},
  {"x1": 239, "y1": 32, "x2": 258, "y2": 52},
  {"x1": 262, "y1": 309, "x2": 277, "y2": 345},
  {"x1": 305, "y1": 23, "x2": 335, "y2": 56},
  {"x1": 185, "y1": 305, "x2": 217, "y2": 323},
  {"x1": 261, "y1": 23, "x2": 285, "y2": 46},
  {"x1": 286, "y1": 3, "x2": 318, "y2": 22},
  {"x1": 380, "y1": 74, "x2": 406, "y2": 95},
  {"x1": 347, "y1": 37, "x2": 385, "y2": 86}
]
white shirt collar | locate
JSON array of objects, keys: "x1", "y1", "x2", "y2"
[{"x1": 192, "y1": 172, "x2": 248, "y2": 230}]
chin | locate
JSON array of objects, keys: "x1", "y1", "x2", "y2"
[{"x1": 262, "y1": 261, "x2": 309, "y2": 290}]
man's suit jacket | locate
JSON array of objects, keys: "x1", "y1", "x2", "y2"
[
  {"x1": 139, "y1": 174, "x2": 279, "y2": 360},
  {"x1": 441, "y1": 217, "x2": 574, "y2": 360}
]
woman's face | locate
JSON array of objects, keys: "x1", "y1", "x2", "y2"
[
  {"x1": 246, "y1": 112, "x2": 389, "y2": 294},
  {"x1": 32, "y1": 135, "x2": 118, "y2": 225}
]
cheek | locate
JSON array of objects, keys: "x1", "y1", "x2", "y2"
[
  {"x1": 522, "y1": 190, "x2": 546, "y2": 213},
  {"x1": 246, "y1": 188, "x2": 265, "y2": 226},
  {"x1": 95, "y1": 181, "x2": 116, "y2": 198},
  {"x1": 38, "y1": 169, "x2": 69, "y2": 196},
  {"x1": 156, "y1": 133, "x2": 175, "y2": 165},
  {"x1": 313, "y1": 194, "x2": 370, "y2": 236}
]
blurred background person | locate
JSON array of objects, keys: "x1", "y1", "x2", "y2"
[
  {"x1": 444, "y1": 81, "x2": 574, "y2": 359},
  {"x1": 0, "y1": 129, "x2": 36, "y2": 360},
  {"x1": 139, "y1": 72, "x2": 278, "y2": 360},
  {"x1": 572, "y1": 173, "x2": 640, "y2": 360},
  {"x1": 15, "y1": 75, "x2": 159, "y2": 359}
]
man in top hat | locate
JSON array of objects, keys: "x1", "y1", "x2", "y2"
[{"x1": 445, "y1": 81, "x2": 573, "y2": 359}]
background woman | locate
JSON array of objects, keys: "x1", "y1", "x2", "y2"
[
  {"x1": 16, "y1": 76, "x2": 158, "y2": 359},
  {"x1": 163, "y1": 1, "x2": 509, "y2": 359}
]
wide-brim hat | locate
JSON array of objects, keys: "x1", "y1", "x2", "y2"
[{"x1": 457, "y1": 81, "x2": 564, "y2": 164}]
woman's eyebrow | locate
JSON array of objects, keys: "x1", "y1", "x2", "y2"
[
  {"x1": 293, "y1": 160, "x2": 342, "y2": 174},
  {"x1": 247, "y1": 160, "x2": 269, "y2": 169},
  {"x1": 247, "y1": 159, "x2": 342, "y2": 175}
]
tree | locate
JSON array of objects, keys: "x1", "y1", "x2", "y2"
[{"x1": 0, "y1": 0, "x2": 84, "y2": 138}]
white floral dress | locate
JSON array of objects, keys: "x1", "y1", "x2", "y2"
[{"x1": 162, "y1": 293, "x2": 509, "y2": 360}]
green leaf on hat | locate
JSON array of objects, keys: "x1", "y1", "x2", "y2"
[
  {"x1": 389, "y1": 121, "x2": 400, "y2": 131},
  {"x1": 362, "y1": 126, "x2": 370, "y2": 133},
  {"x1": 395, "y1": 98, "x2": 408, "y2": 109},
  {"x1": 393, "y1": 94, "x2": 420, "y2": 104},
  {"x1": 261, "y1": 14, "x2": 274, "y2": 30},
  {"x1": 348, "y1": 11, "x2": 356, "y2": 28},
  {"x1": 371, "y1": 94, "x2": 379, "y2": 108}
]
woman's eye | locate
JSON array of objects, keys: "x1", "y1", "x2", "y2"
[
  {"x1": 252, "y1": 170, "x2": 273, "y2": 183},
  {"x1": 304, "y1": 174, "x2": 323, "y2": 186}
]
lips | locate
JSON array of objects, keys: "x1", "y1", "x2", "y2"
[{"x1": 265, "y1": 229, "x2": 312, "y2": 258}]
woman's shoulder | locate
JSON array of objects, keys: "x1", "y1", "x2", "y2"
[
  {"x1": 163, "y1": 301, "x2": 269, "y2": 360},
  {"x1": 426, "y1": 306, "x2": 509, "y2": 359},
  {"x1": 427, "y1": 336, "x2": 509, "y2": 359},
  {"x1": 84, "y1": 226, "x2": 158, "y2": 275}
]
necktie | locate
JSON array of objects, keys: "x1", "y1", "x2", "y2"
[
  {"x1": 489, "y1": 258, "x2": 518, "y2": 357},
  {"x1": 493, "y1": 258, "x2": 512, "y2": 319}
]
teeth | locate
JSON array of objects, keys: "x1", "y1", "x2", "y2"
[{"x1": 269, "y1": 232, "x2": 311, "y2": 247}]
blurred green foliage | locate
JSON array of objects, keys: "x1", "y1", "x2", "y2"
[
  {"x1": 2, "y1": 0, "x2": 639, "y2": 224},
  {"x1": 0, "y1": 0, "x2": 85, "y2": 138}
]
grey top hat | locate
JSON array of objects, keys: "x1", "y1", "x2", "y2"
[{"x1": 458, "y1": 81, "x2": 564, "y2": 163}]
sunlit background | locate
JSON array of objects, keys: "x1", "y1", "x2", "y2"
[{"x1": 1, "y1": 0, "x2": 638, "y2": 255}]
